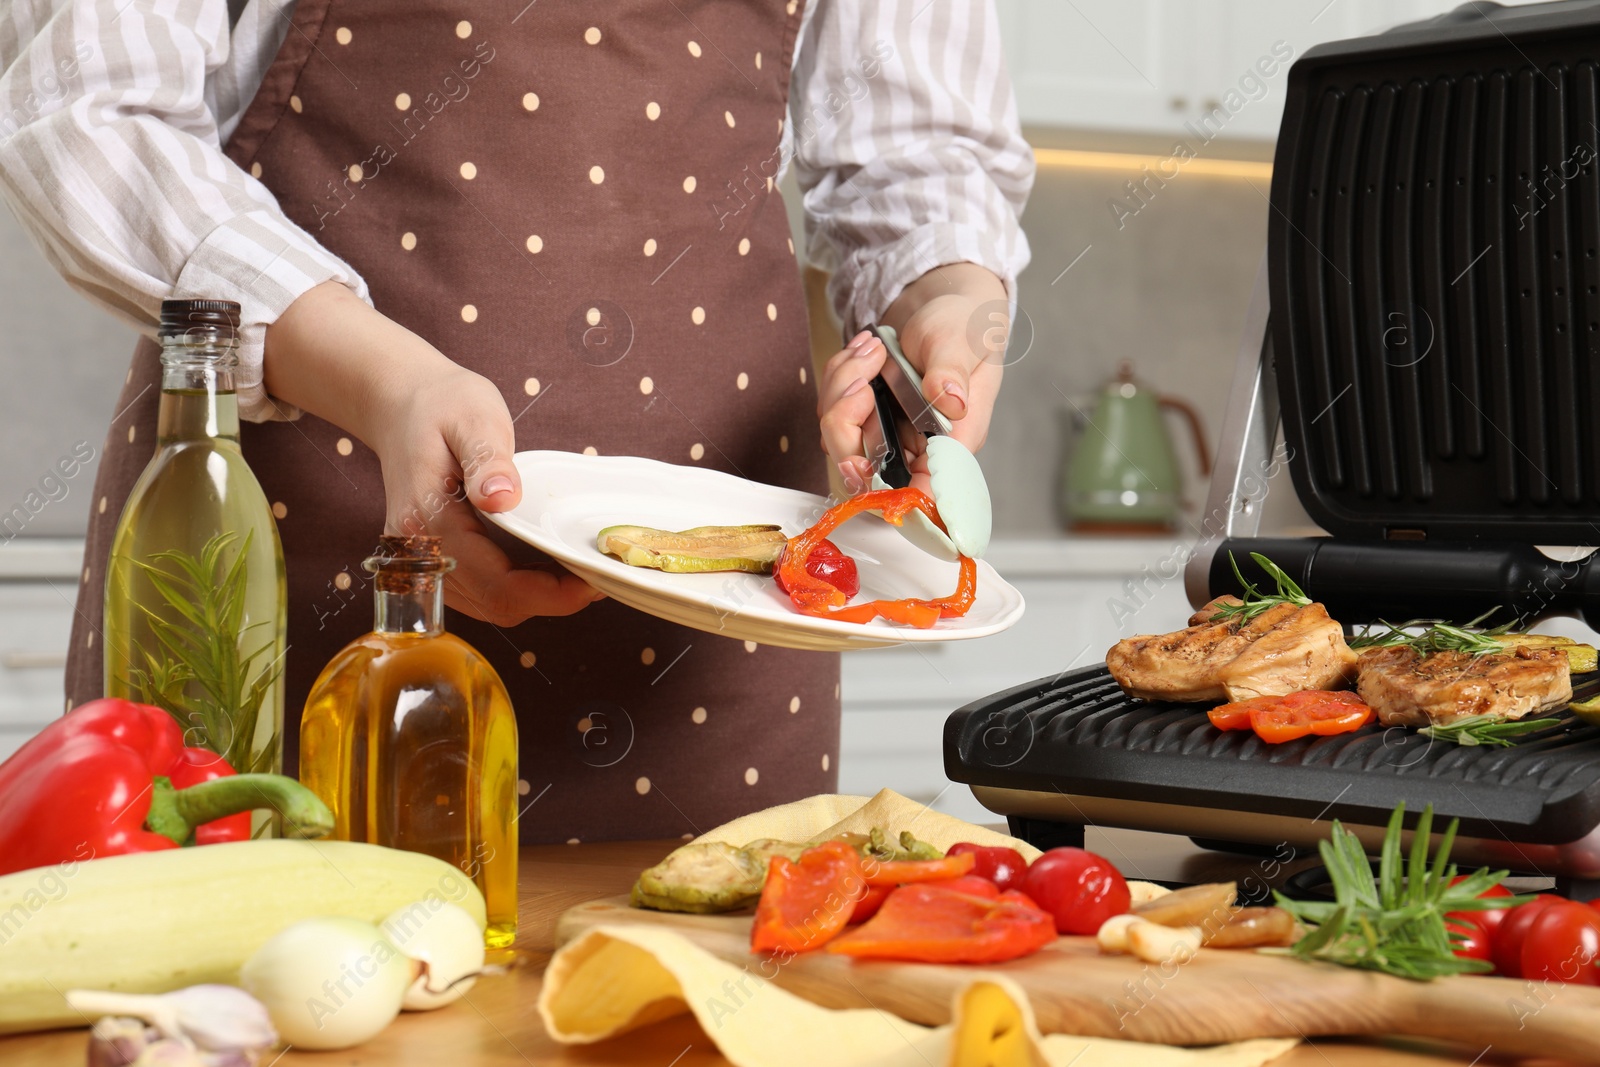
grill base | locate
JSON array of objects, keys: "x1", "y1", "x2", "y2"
[
  {"x1": 945, "y1": 664, "x2": 1600, "y2": 882},
  {"x1": 979, "y1": 784, "x2": 1600, "y2": 884}
]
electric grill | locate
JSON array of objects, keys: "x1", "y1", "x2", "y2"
[{"x1": 946, "y1": 0, "x2": 1600, "y2": 894}]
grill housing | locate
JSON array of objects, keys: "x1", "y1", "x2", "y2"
[
  {"x1": 946, "y1": 665, "x2": 1600, "y2": 845},
  {"x1": 1271, "y1": 1, "x2": 1600, "y2": 539}
]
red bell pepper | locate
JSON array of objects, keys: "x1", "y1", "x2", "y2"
[
  {"x1": 776, "y1": 488, "x2": 977, "y2": 628},
  {"x1": 826, "y1": 881, "x2": 1058, "y2": 963},
  {"x1": 751, "y1": 841, "x2": 866, "y2": 953},
  {"x1": 0, "y1": 698, "x2": 333, "y2": 876},
  {"x1": 167, "y1": 746, "x2": 250, "y2": 845}
]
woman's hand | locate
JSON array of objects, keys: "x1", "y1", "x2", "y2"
[
  {"x1": 817, "y1": 263, "x2": 1008, "y2": 495},
  {"x1": 264, "y1": 281, "x2": 600, "y2": 626}
]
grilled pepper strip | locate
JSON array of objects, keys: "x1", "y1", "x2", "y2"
[
  {"x1": 826, "y1": 882, "x2": 1058, "y2": 963},
  {"x1": 1207, "y1": 690, "x2": 1372, "y2": 744},
  {"x1": 862, "y1": 851, "x2": 976, "y2": 887},
  {"x1": 0, "y1": 698, "x2": 333, "y2": 876},
  {"x1": 751, "y1": 841, "x2": 867, "y2": 953},
  {"x1": 777, "y1": 488, "x2": 977, "y2": 628}
]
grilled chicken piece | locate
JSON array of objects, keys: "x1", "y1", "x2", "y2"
[
  {"x1": 1355, "y1": 645, "x2": 1571, "y2": 727},
  {"x1": 1106, "y1": 596, "x2": 1358, "y2": 703}
]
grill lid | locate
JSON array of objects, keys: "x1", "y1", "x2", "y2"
[{"x1": 1270, "y1": 1, "x2": 1600, "y2": 541}]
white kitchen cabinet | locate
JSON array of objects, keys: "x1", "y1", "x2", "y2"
[
  {"x1": 992, "y1": 1, "x2": 1198, "y2": 141},
  {"x1": 0, "y1": 541, "x2": 83, "y2": 761},
  {"x1": 997, "y1": 0, "x2": 1549, "y2": 140},
  {"x1": 838, "y1": 538, "x2": 1194, "y2": 825}
]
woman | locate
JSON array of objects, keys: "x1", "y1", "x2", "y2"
[{"x1": 0, "y1": 0, "x2": 1032, "y2": 842}]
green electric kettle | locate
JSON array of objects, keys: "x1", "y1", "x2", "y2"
[{"x1": 1062, "y1": 361, "x2": 1212, "y2": 533}]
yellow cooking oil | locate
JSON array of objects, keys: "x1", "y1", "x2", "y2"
[
  {"x1": 299, "y1": 536, "x2": 519, "y2": 950},
  {"x1": 104, "y1": 301, "x2": 286, "y2": 783}
]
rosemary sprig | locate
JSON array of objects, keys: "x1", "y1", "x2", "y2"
[
  {"x1": 122, "y1": 531, "x2": 283, "y2": 774},
  {"x1": 1419, "y1": 715, "x2": 1561, "y2": 747},
  {"x1": 1210, "y1": 552, "x2": 1312, "y2": 624},
  {"x1": 1273, "y1": 803, "x2": 1531, "y2": 980},
  {"x1": 1348, "y1": 611, "x2": 1511, "y2": 656}
]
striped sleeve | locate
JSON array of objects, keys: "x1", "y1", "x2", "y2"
[
  {"x1": 790, "y1": 0, "x2": 1035, "y2": 336},
  {"x1": 0, "y1": 0, "x2": 368, "y2": 422}
]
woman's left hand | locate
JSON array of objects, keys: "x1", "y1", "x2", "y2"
[{"x1": 817, "y1": 262, "x2": 1010, "y2": 496}]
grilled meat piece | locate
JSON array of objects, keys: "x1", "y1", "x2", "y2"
[
  {"x1": 1356, "y1": 645, "x2": 1572, "y2": 727},
  {"x1": 1106, "y1": 596, "x2": 1358, "y2": 703}
]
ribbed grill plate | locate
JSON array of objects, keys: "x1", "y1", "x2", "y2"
[
  {"x1": 944, "y1": 666, "x2": 1600, "y2": 844},
  {"x1": 1270, "y1": 5, "x2": 1600, "y2": 539}
]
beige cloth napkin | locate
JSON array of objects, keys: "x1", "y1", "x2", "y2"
[
  {"x1": 538, "y1": 790, "x2": 1297, "y2": 1067},
  {"x1": 691, "y1": 788, "x2": 1041, "y2": 858},
  {"x1": 540, "y1": 924, "x2": 1296, "y2": 1067}
]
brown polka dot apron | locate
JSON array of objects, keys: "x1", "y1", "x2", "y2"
[{"x1": 66, "y1": 0, "x2": 841, "y2": 844}]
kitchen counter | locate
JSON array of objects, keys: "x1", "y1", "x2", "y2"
[{"x1": 0, "y1": 831, "x2": 1584, "y2": 1067}]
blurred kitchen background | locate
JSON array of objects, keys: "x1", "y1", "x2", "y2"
[{"x1": 0, "y1": 0, "x2": 1551, "y2": 819}]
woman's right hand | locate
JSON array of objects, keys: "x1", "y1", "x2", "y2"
[{"x1": 264, "y1": 281, "x2": 600, "y2": 626}]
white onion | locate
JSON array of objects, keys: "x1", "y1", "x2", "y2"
[
  {"x1": 240, "y1": 917, "x2": 415, "y2": 1050},
  {"x1": 382, "y1": 900, "x2": 485, "y2": 1010}
]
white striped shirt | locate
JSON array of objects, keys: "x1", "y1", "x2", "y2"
[{"x1": 0, "y1": 0, "x2": 1032, "y2": 422}]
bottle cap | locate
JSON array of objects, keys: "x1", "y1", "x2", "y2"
[{"x1": 159, "y1": 299, "x2": 241, "y2": 342}]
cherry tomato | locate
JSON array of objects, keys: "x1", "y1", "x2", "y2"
[
  {"x1": 1019, "y1": 847, "x2": 1130, "y2": 936},
  {"x1": 1445, "y1": 913, "x2": 1493, "y2": 962},
  {"x1": 946, "y1": 843, "x2": 1028, "y2": 892},
  {"x1": 1521, "y1": 900, "x2": 1600, "y2": 985},
  {"x1": 1492, "y1": 895, "x2": 1565, "y2": 978},
  {"x1": 774, "y1": 539, "x2": 860, "y2": 598},
  {"x1": 1445, "y1": 876, "x2": 1515, "y2": 957}
]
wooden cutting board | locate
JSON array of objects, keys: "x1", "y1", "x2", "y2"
[{"x1": 557, "y1": 897, "x2": 1600, "y2": 1063}]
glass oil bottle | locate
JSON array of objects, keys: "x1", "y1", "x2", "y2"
[
  {"x1": 299, "y1": 536, "x2": 518, "y2": 948},
  {"x1": 104, "y1": 299, "x2": 287, "y2": 782}
]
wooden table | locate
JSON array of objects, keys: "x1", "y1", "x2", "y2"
[{"x1": 0, "y1": 830, "x2": 1587, "y2": 1066}]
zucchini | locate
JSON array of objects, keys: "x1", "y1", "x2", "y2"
[
  {"x1": 1571, "y1": 695, "x2": 1600, "y2": 725},
  {"x1": 0, "y1": 840, "x2": 485, "y2": 1034},
  {"x1": 1491, "y1": 634, "x2": 1599, "y2": 673},
  {"x1": 597, "y1": 523, "x2": 787, "y2": 574}
]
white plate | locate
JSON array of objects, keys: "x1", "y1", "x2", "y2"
[{"x1": 482, "y1": 451, "x2": 1025, "y2": 651}]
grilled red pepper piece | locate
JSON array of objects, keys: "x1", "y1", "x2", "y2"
[
  {"x1": 777, "y1": 488, "x2": 977, "y2": 628},
  {"x1": 751, "y1": 840, "x2": 866, "y2": 953},
  {"x1": 0, "y1": 698, "x2": 331, "y2": 876},
  {"x1": 850, "y1": 884, "x2": 893, "y2": 924},
  {"x1": 826, "y1": 882, "x2": 1057, "y2": 963},
  {"x1": 773, "y1": 538, "x2": 860, "y2": 598},
  {"x1": 1207, "y1": 690, "x2": 1372, "y2": 743},
  {"x1": 862, "y1": 850, "x2": 975, "y2": 887}
]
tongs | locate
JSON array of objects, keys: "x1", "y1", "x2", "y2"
[{"x1": 858, "y1": 324, "x2": 992, "y2": 560}]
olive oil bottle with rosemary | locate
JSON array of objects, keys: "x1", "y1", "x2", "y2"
[
  {"x1": 104, "y1": 300, "x2": 287, "y2": 787},
  {"x1": 299, "y1": 536, "x2": 518, "y2": 950}
]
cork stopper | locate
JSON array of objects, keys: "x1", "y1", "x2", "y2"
[{"x1": 363, "y1": 535, "x2": 454, "y2": 592}]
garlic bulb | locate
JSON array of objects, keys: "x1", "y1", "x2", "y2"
[
  {"x1": 71, "y1": 986, "x2": 275, "y2": 1065},
  {"x1": 382, "y1": 900, "x2": 485, "y2": 1010},
  {"x1": 240, "y1": 917, "x2": 415, "y2": 1050}
]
